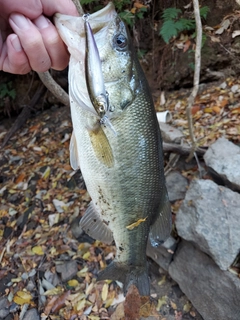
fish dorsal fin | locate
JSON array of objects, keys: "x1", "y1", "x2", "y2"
[
  {"x1": 149, "y1": 190, "x2": 172, "y2": 247},
  {"x1": 80, "y1": 201, "x2": 114, "y2": 245},
  {"x1": 70, "y1": 130, "x2": 79, "y2": 170},
  {"x1": 88, "y1": 126, "x2": 114, "y2": 168}
]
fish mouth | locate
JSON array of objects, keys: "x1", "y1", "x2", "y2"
[{"x1": 81, "y1": 2, "x2": 117, "y2": 34}]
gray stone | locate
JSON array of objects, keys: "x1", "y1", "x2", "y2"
[
  {"x1": 176, "y1": 179, "x2": 240, "y2": 270},
  {"x1": 147, "y1": 236, "x2": 177, "y2": 271},
  {"x1": 169, "y1": 241, "x2": 240, "y2": 320},
  {"x1": 56, "y1": 260, "x2": 78, "y2": 282},
  {"x1": 159, "y1": 123, "x2": 184, "y2": 144},
  {"x1": 23, "y1": 308, "x2": 40, "y2": 320},
  {"x1": 0, "y1": 296, "x2": 10, "y2": 318},
  {"x1": 166, "y1": 171, "x2": 188, "y2": 202},
  {"x1": 204, "y1": 137, "x2": 240, "y2": 191}
]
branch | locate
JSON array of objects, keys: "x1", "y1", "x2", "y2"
[
  {"x1": 186, "y1": 0, "x2": 202, "y2": 162},
  {"x1": 162, "y1": 142, "x2": 206, "y2": 156},
  {"x1": 72, "y1": 0, "x2": 84, "y2": 15},
  {"x1": 37, "y1": 71, "x2": 70, "y2": 107},
  {"x1": 36, "y1": 1, "x2": 85, "y2": 107}
]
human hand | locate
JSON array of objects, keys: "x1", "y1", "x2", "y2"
[{"x1": 0, "y1": 0, "x2": 78, "y2": 74}]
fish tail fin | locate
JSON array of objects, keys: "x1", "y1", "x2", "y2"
[{"x1": 97, "y1": 261, "x2": 150, "y2": 296}]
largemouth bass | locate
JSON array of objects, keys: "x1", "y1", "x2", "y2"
[{"x1": 54, "y1": 2, "x2": 171, "y2": 296}]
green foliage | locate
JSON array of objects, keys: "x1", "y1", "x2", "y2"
[
  {"x1": 113, "y1": 0, "x2": 131, "y2": 12},
  {"x1": 0, "y1": 82, "x2": 16, "y2": 106},
  {"x1": 160, "y1": 6, "x2": 209, "y2": 44},
  {"x1": 200, "y1": 6, "x2": 210, "y2": 19},
  {"x1": 80, "y1": 0, "x2": 98, "y2": 5},
  {"x1": 119, "y1": 6, "x2": 147, "y2": 27},
  {"x1": 80, "y1": 0, "x2": 147, "y2": 28},
  {"x1": 161, "y1": 8, "x2": 182, "y2": 21}
]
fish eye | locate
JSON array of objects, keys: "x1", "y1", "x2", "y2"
[{"x1": 114, "y1": 34, "x2": 128, "y2": 50}]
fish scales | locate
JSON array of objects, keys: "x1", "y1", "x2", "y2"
[{"x1": 54, "y1": 2, "x2": 171, "y2": 296}]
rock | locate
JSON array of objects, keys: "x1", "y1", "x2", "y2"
[
  {"x1": 22, "y1": 308, "x2": 40, "y2": 320},
  {"x1": 159, "y1": 123, "x2": 184, "y2": 144},
  {"x1": 56, "y1": 260, "x2": 78, "y2": 282},
  {"x1": 176, "y1": 179, "x2": 240, "y2": 270},
  {"x1": 169, "y1": 241, "x2": 240, "y2": 320},
  {"x1": 147, "y1": 236, "x2": 177, "y2": 271},
  {"x1": 0, "y1": 296, "x2": 10, "y2": 318},
  {"x1": 166, "y1": 171, "x2": 188, "y2": 202},
  {"x1": 204, "y1": 137, "x2": 240, "y2": 191}
]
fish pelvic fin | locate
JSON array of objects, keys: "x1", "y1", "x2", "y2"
[
  {"x1": 149, "y1": 189, "x2": 172, "y2": 247},
  {"x1": 97, "y1": 262, "x2": 150, "y2": 296},
  {"x1": 88, "y1": 125, "x2": 114, "y2": 168},
  {"x1": 69, "y1": 130, "x2": 79, "y2": 170},
  {"x1": 80, "y1": 201, "x2": 114, "y2": 245}
]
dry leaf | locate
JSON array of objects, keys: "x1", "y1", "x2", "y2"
[
  {"x1": 32, "y1": 246, "x2": 44, "y2": 255},
  {"x1": 101, "y1": 283, "x2": 108, "y2": 301},
  {"x1": 212, "y1": 106, "x2": 221, "y2": 113},
  {"x1": 13, "y1": 291, "x2": 32, "y2": 305},
  {"x1": 215, "y1": 19, "x2": 230, "y2": 34},
  {"x1": 232, "y1": 30, "x2": 240, "y2": 38},
  {"x1": 134, "y1": 3, "x2": 147, "y2": 9},
  {"x1": 126, "y1": 217, "x2": 147, "y2": 230},
  {"x1": 67, "y1": 279, "x2": 79, "y2": 288},
  {"x1": 124, "y1": 285, "x2": 141, "y2": 319},
  {"x1": 51, "y1": 290, "x2": 71, "y2": 313},
  {"x1": 157, "y1": 296, "x2": 167, "y2": 311}
]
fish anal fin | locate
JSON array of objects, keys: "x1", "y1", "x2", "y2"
[
  {"x1": 149, "y1": 193, "x2": 172, "y2": 247},
  {"x1": 89, "y1": 126, "x2": 114, "y2": 168},
  {"x1": 70, "y1": 130, "x2": 79, "y2": 170},
  {"x1": 80, "y1": 201, "x2": 113, "y2": 245},
  {"x1": 97, "y1": 262, "x2": 150, "y2": 296}
]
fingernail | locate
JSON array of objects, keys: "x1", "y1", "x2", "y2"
[
  {"x1": 10, "y1": 14, "x2": 31, "y2": 30},
  {"x1": 10, "y1": 34, "x2": 22, "y2": 52},
  {"x1": 34, "y1": 16, "x2": 50, "y2": 29}
]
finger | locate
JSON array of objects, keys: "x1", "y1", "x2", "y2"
[
  {"x1": 33, "y1": 15, "x2": 69, "y2": 70},
  {"x1": 40, "y1": 0, "x2": 79, "y2": 16},
  {"x1": 0, "y1": 34, "x2": 31, "y2": 74},
  {"x1": 9, "y1": 13, "x2": 51, "y2": 72}
]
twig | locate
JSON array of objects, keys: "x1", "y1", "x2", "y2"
[
  {"x1": 72, "y1": 0, "x2": 84, "y2": 15},
  {"x1": 186, "y1": 0, "x2": 202, "y2": 162},
  {"x1": 37, "y1": 71, "x2": 70, "y2": 107},
  {"x1": 162, "y1": 142, "x2": 206, "y2": 156},
  {"x1": 35, "y1": 1, "x2": 84, "y2": 111}
]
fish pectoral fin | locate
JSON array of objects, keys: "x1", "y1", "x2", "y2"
[
  {"x1": 149, "y1": 191, "x2": 172, "y2": 247},
  {"x1": 70, "y1": 130, "x2": 80, "y2": 170},
  {"x1": 88, "y1": 126, "x2": 114, "y2": 168},
  {"x1": 97, "y1": 262, "x2": 150, "y2": 296},
  {"x1": 80, "y1": 201, "x2": 114, "y2": 245}
]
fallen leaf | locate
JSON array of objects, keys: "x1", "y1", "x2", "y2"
[
  {"x1": 32, "y1": 246, "x2": 44, "y2": 255},
  {"x1": 44, "y1": 287, "x2": 63, "y2": 296},
  {"x1": 215, "y1": 19, "x2": 230, "y2": 34},
  {"x1": 157, "y1": 295, "x2": 167, "y2": 311},
  {"x1": 212, "y1": 106, "x2": 221, "y2": 113},
  {"x1": 67, "y1": 279, "x2": 79, "y2": 288},
  {"x1": 232, "y1": 30, "x2": 240, "y2": 38},
  {"x1": 15, "y1": 172, "x2": 26, "y2": 184},
  {"x1": 134, "y1": 3, "x2": 147, "y2": 9},
  {"x1": 51, "y1": 290, "x2": 71, "y2": 313},
  {"x1": 101, "y1": 283, "x2": 108, "y2": 301},
  {"x1": 183, "y1": 39, "x2": 191, "y2": 52},
  {"x1": 13, "y1": 291, "x2": 32, "y2": 305},
  {"x1": 126, "y1": 217, "x2": 147, "y2": 230},
  {"x1": 124, "y1": 285, "x2": 141, "y2": 319}
]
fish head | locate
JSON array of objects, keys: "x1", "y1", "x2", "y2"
[
  {"x1": 54, "y1": 3, "x2": 139, "y2": 119},
  {"x1": 98, "y1": 16, "x2": 140, "y2": 115}
]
